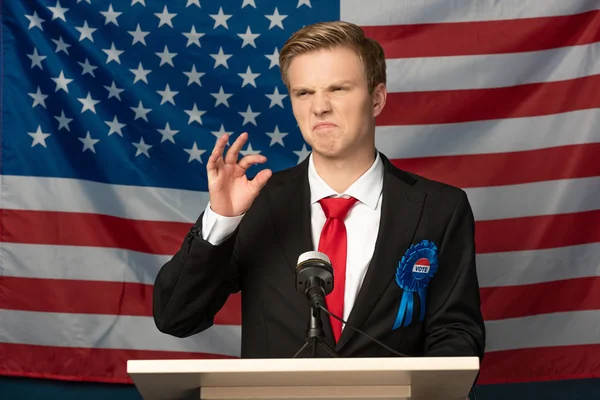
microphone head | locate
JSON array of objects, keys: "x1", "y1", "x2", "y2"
[
  {"x1": 297, "y1": 251, "x2": 331, "y2": 267},
  {"x1": 295, "y1": 251, "x2": 334, "y2": 297}
]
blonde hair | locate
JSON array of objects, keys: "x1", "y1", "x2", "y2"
[{"x1": 279, "y1": 21, "x2": 386, "y2": 93}]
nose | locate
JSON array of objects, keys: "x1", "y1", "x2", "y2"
[{"x1": 310, "y1": 92, "x2": 331, "y2": 115}]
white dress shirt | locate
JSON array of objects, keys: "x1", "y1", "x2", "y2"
[{"x1": 201, "y1": 153, "x2": 384, "y2": 325}]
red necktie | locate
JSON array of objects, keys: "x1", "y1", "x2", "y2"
[{"x1": 317, "y1": 197, "x2": 358, "y2": 343}]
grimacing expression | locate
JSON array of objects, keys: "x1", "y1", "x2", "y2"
[{"x1": 286, "y1": 46, "x2": 386, "y2": 160}]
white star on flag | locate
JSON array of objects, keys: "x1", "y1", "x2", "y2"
[
  {"x1": 265, "y1": 8, "x2": 287, "y2": 30},
  {"x1": 28, "y1": 87, "x2": 48, "y2": 108},
  {"x1": 103, "y1": 43, "x2": 124, "y2": 64},
  {"x1": 266, "y1": 126, "x2": 289, "y2": 146},
  {"x1": 77, "y1": 92, "x2": 100, "y2": 114},
  {"x1": 238, "y1": 66, "x2": 260, "y2": 88},
  {"x1": 51, "y1": 70, "x2": 73, "y2": 93},
  {"x1": 130, "y1": 101, "x2": 152, "y2": 121},
  {"x1": 25, "y1": 11, "x2": 45, "y2": 30},
  {"x1": 101, "y1": 4, "x2": 121, "y2": 26},
  {"x1": 210, "y1": 7, "x2": 232, "y2": 29},
  {"x1": 239, "y1": 105, "x2": 260, "y2": 126},
  {"x1": 157, "y1": 84, "x2": 178, "y2": 105},
  {"x1": 266, "y1": 87, "x2": 288, "y2": 108},
  {"x1": 79, "y1": 131, "x2": 100, "y2": 153},
  {"x1": 27, "y1": 48, "x2": 46, "y2": 69},
  {"x1": 104, "y1": 81, "x2": 124, "y2": 100},
  {"x1": 238, "y1": 26, "x2": 260, "y2": 48},
  {"x1": 132, "y1": 137, "x2": 152, "y2": 158},
  {"x1": 210, "y1": 47, "x2": 232, "y2": 69},
  {"x1": 183, "y1": 26, "x2": 204, "y2": 47},
  {"x1": 184, "y1": 142, "x2": 206, "y2": 163},
  {"x1": 105, "y1": 116, "x2": 126, "y2": 136},
  {"x1": 129, "y1": 24, "x2": 150, "y2": 46},
  {"x1": 55, "y1": 111, "x2": 73, "y2": 131},
  {"x1": 48, "y1": 1, "x2": 69, "y2": 22},
  {"x1": 79, "y1": 58, "x2": 97, "y2": 76},
  {"x1": 130, "y1": 62, "x2": 151, "y2": 83},
  {"x1": 294, "y1": 144, "x2": 311, "y2": 164},
  {"x1": 158, "y1": 123, "x2": 179, "y2": 143},
  {"x1": 211, "y1": 86, "x2": 233, "y2": 107},
  {"x1": 155, "y1": 6, "x2": 177, "y2": 28},
  {"x1": 28, "y1": 126, "x2": 51, "y2": 148},
  {"x1": 76, "y1": 21, "x2": 97, "y2": 42},
  {"x1": 184, "y1": 104, "x2": 206, "y2": 125},
  {"x1": 183, "y1": 65, "x2": 205, "y2": 86}
]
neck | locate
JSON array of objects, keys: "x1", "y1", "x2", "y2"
[{"x1": 312, "y1": 149, "x2": 376, "y2": 193}]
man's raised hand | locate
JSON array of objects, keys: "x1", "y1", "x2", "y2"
[{"x1": 206, "y1": 132, "x2": 272, "y2": 217}]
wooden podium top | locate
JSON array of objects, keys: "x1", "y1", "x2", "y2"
[{"x1": 128, "y1": 357, "x2": 479, "y2": 400}]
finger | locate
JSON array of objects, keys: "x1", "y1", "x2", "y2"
[
  {"x1": 248, "y1": 169, "x2": 273, "y2": 196},
  {"x1": 225, "y1": 132, "x2": 248, "y2": 165},
  {"x1": 207, "y1": 134, "x2": 229, "y2": 172},
  {"x1": 237, "y1": 154, "x2": 267, "y2": 171}
]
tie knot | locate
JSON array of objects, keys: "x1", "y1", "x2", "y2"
[{"x1": 319, "y1": 197, "x2": 358, "y2": 220}]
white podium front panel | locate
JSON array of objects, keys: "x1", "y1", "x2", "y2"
[{"x1": 127, "y1": 357, "x2": 479, "y2": 400}]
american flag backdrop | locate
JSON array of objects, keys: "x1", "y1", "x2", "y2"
[{"x1": 1, "y1": 0, "x2": 599, "y2": 385}]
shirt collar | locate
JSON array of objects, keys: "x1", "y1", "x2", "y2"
[{"x1": 308, "y1": 152, "x2": 384, "y2": 210}]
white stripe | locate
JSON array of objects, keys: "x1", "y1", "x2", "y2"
[
  {"x1": 386, "y1": 42, "x2": 600, "y2": 92},
  {"x1": 2, "y1": 174, "x2": 598, "y2": 233},
  {"x1": 1, "y1": 308, "x2": 595, "y2": 356},
  {"x1": 1, "y1": 175, "x2": 207, "y2": 223},
  {"x1": 6, "y1": 238, "x2": 599, "y2": 290},
  {"x1": 0, "y1": 309, "x2": 241, "y2": 356},
  {"x1": 5, "y1": 241, "x2": 600, "y2": 292},
  {"x1": 465, "y1": 177, "x2": 600, "y2": 221},
  {"x1": 341, "y1": 0, "x2": 600, "y2": 26},
  {"x1": 375, "y1": 108, "x2": 600, "y2": 159},
  {"x1": 2, "y1": 243, "x2": 169, "y2": 285},
  {"x1": 477, "y1": 243, "x2": 600, "y2": 288},
  {"x1": 485, "y1": 310, "x2": 600, "y2": 352}
]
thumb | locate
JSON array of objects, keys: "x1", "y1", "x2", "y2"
[{"x1": 248, "y1": 169, "x2": 272, "y2": 196}]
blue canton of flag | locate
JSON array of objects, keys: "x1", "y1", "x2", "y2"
[{"x1": 4, "y1": 0, "x2": 339, "y2": 191}]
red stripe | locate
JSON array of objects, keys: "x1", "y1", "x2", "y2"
[
  {"x1": 390, "y1": 143, "x2": 600, "y2": 188},
  {"x1": 0, "y1": 342, "x2": 597, "y2": 385},
  {"x1": 2, "y1": 208, "x2": 599, "y2": 260},
  {"x1": 481, "y1": 277, "x2": 600, "y2": 321},
  {"x1": 378, "y1": 75, "x2": 600, "y2": 126},
  {"x1": 475, "y1": 210, "x2": 600, "y2": 254},
  {"x1": 0, "y1": 209, "x2": 189, "y2": 255},
  {"x1": 479, "y1": 344, "x2": 600, "y2": 385},
  {"x1": 363, "y1": 9, "x2": 600, "y2": 58},
  {"x1": 0, "y1": 342, "x2": 235, "y2": 384},
  {"x1": 0, "y1": 276, "x2": 241, "y2": 325}
]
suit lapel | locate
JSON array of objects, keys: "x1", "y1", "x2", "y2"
[
  {"x1": 267, "y1": 158, "x2": 337, "y2": 346},
  {"x1": 336, "y1": 156, "x2": 426, "y2": 351}
]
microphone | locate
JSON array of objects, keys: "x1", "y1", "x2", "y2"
[
  {"x1": 295, "y1": 251, "x2": 408, "y2": 358},
  {"x1": 295, "y1": 251, "x2": 333, "y2": 309}
]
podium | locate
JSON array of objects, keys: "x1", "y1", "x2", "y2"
[{"x1": 127, "y1": 357, "x2": 479, "y2": 400}]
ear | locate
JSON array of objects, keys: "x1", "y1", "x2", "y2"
[{"x1": 372, "y1": 83, "x2": 387, "y2": 117}]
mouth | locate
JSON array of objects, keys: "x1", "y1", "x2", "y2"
[{"x1": 312, "y1": 122, "x2": 337, "y2": 131}]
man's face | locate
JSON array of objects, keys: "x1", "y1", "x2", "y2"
[{"x1": 286, "y1": 46, "x2": 386, "y2": 161}]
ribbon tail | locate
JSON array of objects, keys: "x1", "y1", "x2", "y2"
[
  {"x1": 404, "y1": 292, "x2": 413, "y2": 327},
  {"x1": 392, "y1": 290, "x2": 410, "y2": 330}
]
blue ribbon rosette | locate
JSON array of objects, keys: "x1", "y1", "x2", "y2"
[{"x1": 393, "y1": 240, "x2": 439, "y2": 329}]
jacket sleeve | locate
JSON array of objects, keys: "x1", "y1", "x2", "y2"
[
  {"x1": 152, "y1": 212, "x2": 241, "y2": 338},
  {"x1": 423, "y1": 190, "x2": 486, "y2": 360}
]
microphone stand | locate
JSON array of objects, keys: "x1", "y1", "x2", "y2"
[{"x1": 293, "y1": 301, "x2": 338, "y2": 358}]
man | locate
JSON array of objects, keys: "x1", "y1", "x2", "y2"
[{"x1": 153, "y1": 21, "x2": 486, "y2": 361}]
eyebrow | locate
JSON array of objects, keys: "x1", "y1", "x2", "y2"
[{"x1": 291, "y1": 80, "x2": 355, "y2": 92}]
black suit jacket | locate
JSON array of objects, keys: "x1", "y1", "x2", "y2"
[{"x1": 153, "y1": 153, "x2": 486, "y2": 361}]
